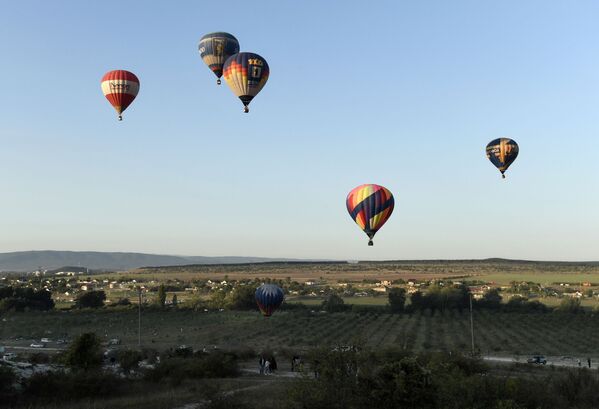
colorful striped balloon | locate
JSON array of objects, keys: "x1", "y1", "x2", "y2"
[
  {"x1": 101, "y1": 70, "x2": 139, "y2": 121},
  {"x1": 486, "y1": 138, "x2": 519, "y2": 178},
  {"x1": 346, "y1": 184, "x2": 395, "y2": 246},
  {"x1": 198, "y1": 32, "x2": 240, "y2": 85},
  {"x1": 223, "y1": 52, "x2": 269, "y2": 113},
  {"x1": 255, "y1": 284, "x2": 284, "y2": 317}
]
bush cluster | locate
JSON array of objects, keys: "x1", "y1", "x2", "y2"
[
  {"x1": 287, "y1": 348, "x2": 599, "y2": 409},
  {"x1": 145, "y1": 351, "x2": 239, "y2": 385}
]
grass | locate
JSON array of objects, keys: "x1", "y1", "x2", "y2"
[{"x1": 17, "y1": 377, "x2": 272, "y2": 409}]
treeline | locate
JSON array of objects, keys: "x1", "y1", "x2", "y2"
[
  {"x1": 314, "y1": 285, "x2": 588, "y2": 315},
  {"x1": 409, "y1": 286, "x2": 552, "y2": 313},
  {"x1": 0, "y1": 286, "x2": 54, "y2": 312}
]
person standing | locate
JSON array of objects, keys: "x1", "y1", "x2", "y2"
[
  {"x1": 577, "y1": 359, "x2": 581, "y2": 367},
  {"x1": 270, "y1": 355, "x2": 277, "y2": 372},
  {"x1": 259, "y1": 356, "x2": 265, "y2": 375},
  {"x1": 264, "y1": 359, "x2": 271, "y2": 375},
  {"x1": 588, "y1": 357, "x2": 592, "y2": 368}
]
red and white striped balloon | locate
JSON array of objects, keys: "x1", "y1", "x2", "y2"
[{"x1": 101, "y1": 70, "x2": 139, "y2": 120}]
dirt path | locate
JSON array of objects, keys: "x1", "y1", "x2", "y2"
[
  {"x1": 483, "y1": 355, "x2": 598, "y2": 369},
  {"x1": 172, "y1": 374, "x2": 290, "y2": 409}
]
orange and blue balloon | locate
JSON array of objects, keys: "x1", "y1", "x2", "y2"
[
  {"x1": 198, "y1": 32, "x2": 240, "y2": 85},
  {"x1": 346, "y1": 184, "x2": 395, "y2": 246},
  {"x1": 223, "y1": 52, "x2": 269, "y2": 113},
  {"x1": 101, "y1": 70, "x2": 139, "y2": 121},
  {"x1": 486, "y1": 138, "x2": 519, "y2": 178},
  {"x1": 255, "y1": 284, "x2": 284, "y2": 317}
]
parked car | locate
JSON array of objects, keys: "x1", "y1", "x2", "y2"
[
  {"x1": 527, "y1": 355, "x2": 547, "y2": 364},
  {"x1": 30, "y1": 343, "x2": 45, "y2": 348},
  {"x1": 2, "y1": 352, "x2": 17, "y2": 361},
  {"x1": 108, "y1": 338, "x2": 121, "y2": 345},
  {"x1": 41, "y1": 338, "x2": 52, "y2": 343}
]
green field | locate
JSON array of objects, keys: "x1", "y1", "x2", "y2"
[
  {"x1": 124, "y1": 260, "x2": 599, "y2": 284},
  {"x1": 3, "y1": 308, "x2": 599, "y2": 358},
  {"x1": 286, "y1": 296, "x2": 389, "y2": 306}
]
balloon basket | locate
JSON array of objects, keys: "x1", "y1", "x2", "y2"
[
  {"x1": 243, "y1": 106, "x2": 249, "y2": 113},
  {"x1": 217, "y1": 78, "x2": 221, "y2": 85},
  {"x1": 368, "y1": 240, "x2": 373, "y2": 246}
]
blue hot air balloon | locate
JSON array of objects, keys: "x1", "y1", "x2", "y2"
[
  {"x1": 255, "y1": 284, "x2": 284, "y2": 317},
  {"x1": 486, "y1": 138, "x2": 519, "y2": 178},
  {"x1": 198, "y1": 32, "x2": 240, "y2": 85}
]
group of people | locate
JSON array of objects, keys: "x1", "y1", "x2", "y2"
[
  {"x1": 258, "y1": 354, "x2": 305, "y2": 375},
  {"x1": 259, "y1": 354, "x2": 277, "y2": 375},
  {"x1": 577, "y1": 357, "x2": 592, "y2": 368}
]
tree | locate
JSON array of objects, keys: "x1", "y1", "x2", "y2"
[
  {"x1": 410, "y1": 291, "x2": 425, "y2": 310},
  {"x1": 388, "y1": 287, "x2": 407, "y2": 313},
  {"x1": 75, "y1": 291, "x2": 106, "y2": 309},
  {"x1": 322, "y1": 294, "x2": 345, "y2": 312},
  {"x1": 226, "y1": 285, "x2": 258, "y2": 310},
  {"x1": 172, "y1": 293, "x2": 178, "y2": 307},
  {"x1": 208, "y1": 290, "x2": 227, "y2": 309},
  {"x1": 0, "y1": 366, "x2": 15, "y2": 395},
  {"x1": 157, "y1": 284, "x2": 166, "y2": 308},
  {"x1": 64, "y1": 332, "x2": 103, "y2": 371},
  {"x1": 0, "y1": 286, "x2": 54, "y2": 312}
]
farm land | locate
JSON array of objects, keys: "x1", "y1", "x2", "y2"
[{"x1": 2, "y1": 260, "x2": 599, "y2": 358}]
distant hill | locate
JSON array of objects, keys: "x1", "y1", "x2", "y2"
[{"x1": 0, "y1": 251, "x2": 300, "y2": 272}]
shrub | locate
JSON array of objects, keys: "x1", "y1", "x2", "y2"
[
  {"x1": 117, "y1": 349, "x2": 143, "y2": 373},
  {"x1": 556, "y1": 297, "x2": 583, "y2": 314},
  {"x1": 321, "y1": 294, "x2": 347, "y2": 312}
]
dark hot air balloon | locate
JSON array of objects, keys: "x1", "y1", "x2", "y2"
[
  {"x1": 486, "y1": 138, "x2": 519, "y2": 178},
  {"x1": 198, "y1": 32, "x2": 240, "y2": 85},
  {"x1": 223, "y1": 52, "x2": 269, "y2": 112},
  {"x1": 255, "y1": 284, "x2": 284, "y2": 317},
  {"x1": 346, "y1": 184, "x2": 395, "y2": 246},
  {"x1": 101, "y1": 70, "x2": 139, "y2": 121}
]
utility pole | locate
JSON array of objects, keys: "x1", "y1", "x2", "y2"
[
  {"x1": 469, "y1": 293, "x2": 475, "y2": 355},
  {"x1": 137, "y1": 287, "x2": 142, "y2": 348}
]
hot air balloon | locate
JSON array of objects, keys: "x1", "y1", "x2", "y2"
[
  {"x1": 198, "y1": 32, "x2": 240, "y2": 85},
  {"x1": 346, "y1": 184, "x2": 395, "y2": 246},
  {"x1": 486, "y1": 138, "x2": 519, "y2": 178},
  {"x1": 101, "y1": 70, "x2": 139, "y2": 121},
  {"x1": 255, "y1": 284, "x2": 284, "y2": 317},
  {"x1": 222, "y1": 52, "x2": 269, "y2": 113}
]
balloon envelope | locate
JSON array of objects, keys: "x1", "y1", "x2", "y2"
[
  {"x1": 101, "y1": 70, "x2": 139, "y2": 120},
  {"x1": 198, "y1": 32, "x2": 240, "y2": 84},
  {"x1": 346, "y1": 184, "x2": 395, "y2": 246},
  {"x1": 486, "y1": 138, "x2": 519, "y2": 178},
  {"x1": 223, "y1": 52, "x2": 269, "y2": 112},
  {"x1": 255, "y1": 284, "x2": 284, "y2": 317}
]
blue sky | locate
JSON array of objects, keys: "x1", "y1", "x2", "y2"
[{"x1": 1, "y1": 1, "x2": 598, "y2": 260}]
